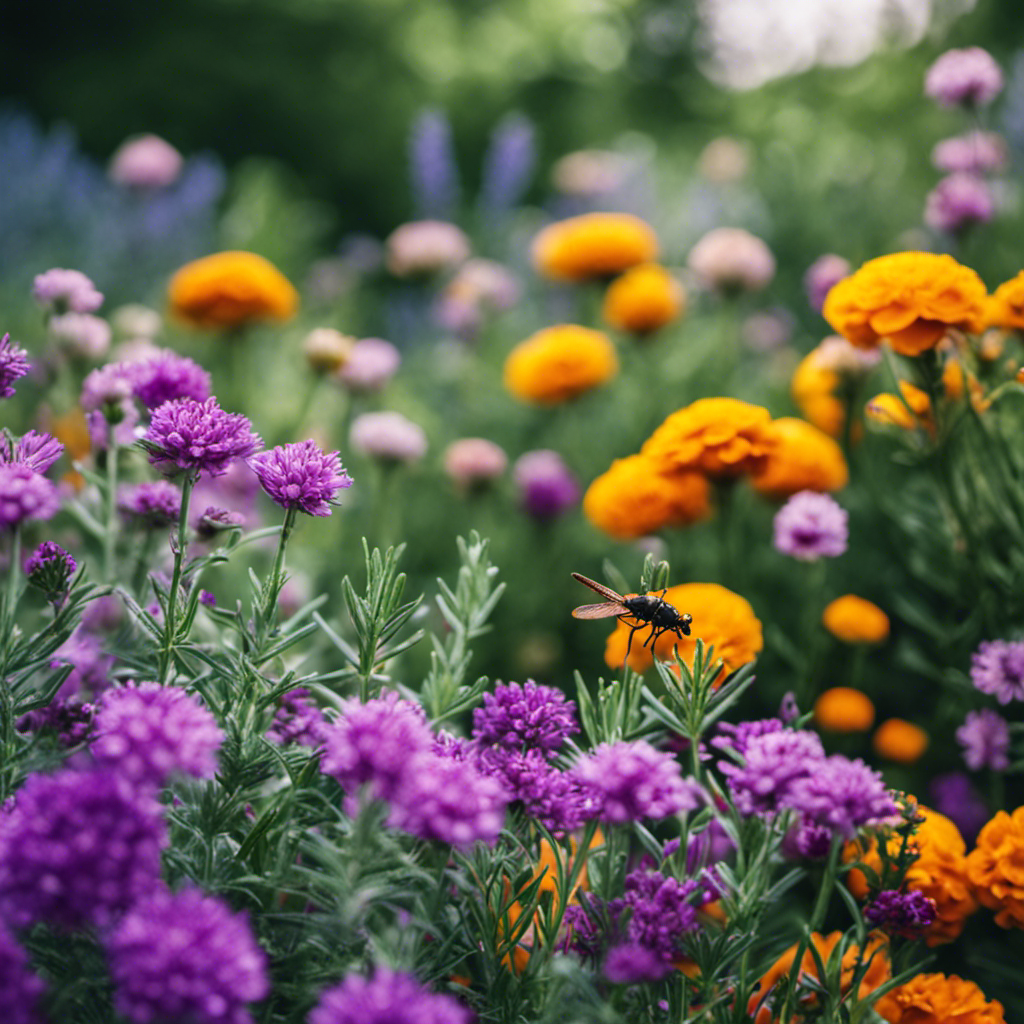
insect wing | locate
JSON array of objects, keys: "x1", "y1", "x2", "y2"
[
  {"x1": 570, "y1": 573, "x2": 625, "y2": 604},
  {"x1": 572, "y1": 602, "x2": 628, "y2": 619}
]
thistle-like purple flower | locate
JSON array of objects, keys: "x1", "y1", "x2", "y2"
[
  {"x1": 615, "y1": 868, "x2": 699, "y2": 961},
  {"x1": 0, "y1": 767, "x2": 166, "y2": 929},
  {"x1": 350, "y1": 411, "x2": 427, "y2": 463},
  {"x1": 3, "y1": 430, "x2": 65, "y2": 474},
  {"x1": 925, "y1": 173, "x2": 994, "y2": 235},
  {"x1": 266, "y1": 688, "x2": 326, "y2": 748},
  {"x1": 335, "y1": 337, "x2": 401, "y2": 393},
  {"x1": 132, "y1": 349, "x2": 212, "y2": 409},
  {"x1": 925, "y1": 47, "x2": 1004, "y2": 107},
  {"x1": 956, "y1": 708, "x2": 1011, "y2": 771},
  {"x1": 773, "y1": 491, "x2": 848, "y2": 561},
  {"x1": 249, "y1": 440, "x2": 353, "y2": 517},
  {"x1": 0, "y1": 465, "x2": 60, "y2": 529},
  {"x1": 929, "y1": 772, "x2": 989, "y2": 844},
  {"x1": 143, "y1": 397, "x2": 262, "y2": 478},
  {"x1": 24, "y1": 541, "x2": 76, "y2": 603},
  {"x1": 971, "y1": 639, "x2": 1024, "y2": 704},
  {"x1": 719, "y1": 729, "x2": 826, "y2": 816},
  {"x1": 49, "y1": 628, "x2": 114, "y2": 700},
  {"x1": 107, "y1": 888, "x2": 269, "y2": 1024},
  {"x1": 513, "y1": 449, "x2": 580, "y2": 520},
  {"x1": 309, "y1": 969, "x2": 473, "y2": 1024},
  {"x1": 92, "y1": 682, "x2": 224, "y2": 788},
  {"x1": 32, "y1": 268, "x2": 103, "y2": 314},
  {"x1": 803, "y1": 254, "x2": 851, "y2": 312},
  {"x1": 602, "y1": 943, "x2": 671, "y2": 984},
  {"x1": 472, "y1": 680, "x2": 578, "y2": 754},
  {"x1": 118, "y1": 480, "x2": 182, "y2": 527},
  {"x1": 0, "y1": 923, "x2": 46, "y2": 1024},
  {"x1": 0, "y1": 334, "x2": 30, "y2": 398},
  {"x1": 712, "y1": 718, "x2": 784, "y2": 758},
  {"x1": 49, "y1": 312, "x2": 111, "y2": 358},
  {"x1": 864, "y1": 889, "x2": 937, "y2": 938},
  {"x1": 932, "y1": 131, "x2": 1008, "y2": 174},
  {"x1": 17, "y1": 697, "x2": 95, "y2": 748},
  {"x1": 574, "y1": 740, "x2": 702, "y2": 824}
]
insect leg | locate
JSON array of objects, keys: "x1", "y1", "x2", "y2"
[{"x1": 624, "y1": 621, "x2": 641, "y2": 665}]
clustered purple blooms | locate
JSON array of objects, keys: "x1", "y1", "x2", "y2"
[
  {"x1": 925, "y1": 173, "x2": 994, "y2": 234},
  {"x1": 92, "y1": 683, "x2": 224, "y2": 789},
  {"x1": 971, "y1": 639, "x2": 1024, "y2": 703},
  {"x1": 132, "y1": 349, "x2": 211, "y2": 409},
  {"x1": 513, "y1": 449, "x2": 580, "y2": 520},
  {"x1": 712, "y1": 717, "x2": 784, "y2": 758},
  {"x1": 107, "y1": 888, "x2": 269, "y2": 1024},
  {"x1": 144, "y1": 397, "x2": 262, "y2": 478},
  {"x1": 50, "y1": 628, "x2": 114, "y2": 700},
  {"x1": 309, "y1": 968, "x2": 473, "y2": 1024},
  {"x1": 612, "y1": 868, "x2": 699, "y2": 961},
  {"x1": 803, "y1": 254, "x2": 851, "y2": 312},
  {"x1": 573, "y1": 740, "x2": 702, "y2": 824},
  {"x1": 925, "y1": 47, "x2": 1004, "y2": 107},
  {"x1": 0, "y1": 334, "x2": 30, "y2": 398},
  {"x1": 472, "y1": 680, "x2": 578, "y2": 753},
  {"x1": 932, "y1": 131, "x2": 1008, "y2": 174},
  {"x1": 17, "y1": 697, "x2": 95, "y2": 748},
  {"x1": 865, "y1": 889, "x2": 937, "y2": 938},
  {"x1": 80, "y1": 362, "x2": 140, "y2": 449},
  {"x1": 956, "y1": 708, "x2": 1011, "y2": 771},
  {"x1": 32, "y1": 268, "x2": 103, "y2": 314},
  {"x1": 0, "y1": 464, "x2": 60, "y2": 530},
  {"x1": 719, "y1": 730, "x2": 825, "y2": 815},
  {"x1": 24, "y1": 541, "x2": 76, "y2": 602},
  {"x1": 929, "y1": 772, "x2": 990, "y2": 844},
  {"x1": 0, "y1": 767, "x2": 166, "y2": 929},
  {"x1": 118, "y1": 480, "x2": 182, "y2": 527},
  {"x1": 785, "y1": 756, "x2": 898, "y2": 841},
  {"x1": 772, "y1": 491, "x2": 848, "y2": 561},
  {"x1": 266, "y1": 688, "x2": 327, "y2": 748},
  {"x1": 603, "y1": 943, "x2": 671, "y2": 984},
  {"x1": 0, "y1": 922, "x2": 46, "y2": 1024},
  {"x1": 3, "y1": 430, "x2": 64, "y2": 474},
  {"x1": 249, "y1": 440, "x2": 353, "y2": 517}
]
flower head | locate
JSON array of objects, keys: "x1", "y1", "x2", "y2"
[
  {"x1": 504, "y1": 325, "x2": 619, "y2": 404},
  {"x1": 303, "y1": 328, "x2": 356, "y2": 374},
  {"x1": 865, "y1": 889, "x2": 936, "y2": 938},
  {"x1": 573, "y1": 740, "x2": 702, "y2": 824},
  {"x1": 49, "y1": 312, "x2": 111, "y2": 358},
  {"x1": 0, "y1": 923, "x2": 46, "y2": 1024},
  {"x1": 0, "y1": 465, "x2": 60, "y2": 530},
  {"x1": 0, "y1": 334, "x2": 30, "y2": 398},
  {"x1": 349, "y1": 411, "x2": 427, "y2": 463},
  {"x1": 443, "y1": 438, "x2": 508, "y2": 489},
  {"x1": 108, "y1": 133, "x2": 183, "y2": 189},
  {"x1": 385, "y1": 220, "x2": 470, "y2": 276},
  {"x1": 249, "y1": 440, "x2": 352, "y2": 517},
  {"x1": 24, "y1": 541, "x2": 76, "y2": 602},
  {"x1": 513, "y1": 449, "x2": 579, "y2": 519},
  {"x1": 335, "y1": 337, "x2": 400, "y2": 392},
  {"x1": 309, "y1": 969, "x2": 473, "y2": 1024},
  {"x1": 603, "y1": 264, "x2": 685, "y2": 335},
  {"x1": 804, "y1": 254, "x2": 851, "y2": 312},
  {"x1": 985, "y1": 271, "x2": 1024, "y2": 331},
  {"x1": 107, "y1": 888, "x2": 269, "y2": 1024},
  {"x1": 602, "y1": 943, "x2": 671, "y2": 984},
  {"x1": 929, "y1": 772, "x2": 989, "y2": 844},
  {"x1": 687, "y1": 227, "x2": 775, "y2": 292},
  {"x1": 719, "y1": 729, "x2": 825, "y2": 815},
  {"x1": 925, "y1": 173, "x2": 994, "y2": 235},
  {"x1": 957, "y1": 709, "x2": 1010, "y2": 771},
  {"x1": 772, "y1": 491, "x2": 848, "y2": 560},
  {"x1": 751, "y1": 417, "x2": 849, "y2": 499},
  {"x1": 168, "y1": 251, "x2": 298, "y2": 329},
  {"x1": 966, "y1": 805, "x2": 1024, "y2": 928},
  {"x1": 32, "y1": 268, "x2": 103, "y2": 314},
  {"x1": 118, "y1": 480, "x2": 182, "y2": 527},
  {"x1": 784, "y1": 756, "x2": 898, "y2": 840},
  {"x1": 3, "y1": 431, "x2": 64, "y2": 474},
  {"x1": 925, "y1": 47, "x2": 1003, "y2": 107},
  {"x1": 18, "y1": 697, "x2": 95, "y2": 748},
  {"x1": 92, "y1": 682, "x2": 224, "y2": 788},
  {"x1": 266, "y1": 689, "x2": 326, "y2": 748},
  {"x1": 532, "y1": 213, "x2": 658, "y2": 281},
  {"x1": 814, "y1": 687, "x2": 875, "y2": 732},
  {"x1": 971, "y1": 639, "x2": 1024, "y2": 704},
  {"x1": 873, "y1": 718, "x2": 930, "y2": 764},
  {"x1": 613, "y1": 868, "x2": 700, "y2": 965},
  {"x1": 133, "y1": 349, "x2": 212, "y2": 409},
  {"x1": 0, "y1": 767, "x2": 166, "y2": 929},
  {"x1": 143, "y1": 397, "x2": 262, "y2": 478},
  {"x1": 932, "y1": 131, "x2": 1008, "y2": 174},
  {"x1": 473, "y1": 680, "x2": 578, "y2": 754},
  {"x1": 823, "y1": 595, "x2": 889, "y2": 643},
  {"x1": 876, "y1": 972, "x2": 1004, "y2": 1024}
]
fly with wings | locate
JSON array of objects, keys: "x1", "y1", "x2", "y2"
[{"x1": 570, "y1": 572, "x2": 693, "y2": 665}]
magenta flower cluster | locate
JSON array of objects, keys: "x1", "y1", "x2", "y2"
[
  {"x1": 249, "y1": 439, "x2": 353, "y2": 516},
  {"x1": 864, "y1": 889, "x2": 937, "y2": 938},
  {"x1": 971, "y1": 639, "x2": 1024, "y2": 703},
  {"x1": 925, "y1": 47, "x2": 1003, "y2": 107},
  {"x1": 472, "y1": 680, "x2": 578, "y2": 753},
  {"x1": 118, "y1": 480, "x2": 182, "y2": 527},
  {"x1": 772, "y1": 491, "x2": 848, "y2": 561},
  {"x1": 143, "y1": 397, "x2": 262, "y2": 478},
  {"x1": 513, "y1": 449, "x2": 580, "y2": 520},
  {"x1": 5, "y1": 431, "x2": 64, "y2": 474},
  {"x1": 309, "y1": 968, "x2": 472, "y2": 1024},
  {"x1": 24, "y1": 541, "x2": 76, "y2": 603},
  {"x1": 0, "y1": 923, "x2": 46, "y2": 1024},
  {"x1": 32, "y1": 268, "x2": 103, "y2": 313},
  {"x1": 0, "y1": 464, "x2": 60, "y2": 530},
  {"x1": 266, "y1": 688, "x2": 327, "y2": 748},
  {"x1": 956, "y1": 708, "x2": 1010, "y2": 771},
  {"x1": 0, "y1": 334, "x2": 30, "y2": 399}
]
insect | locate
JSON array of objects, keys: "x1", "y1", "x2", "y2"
[{"x1": 571, "y1": 572, "x2": 693, "y2": 664}]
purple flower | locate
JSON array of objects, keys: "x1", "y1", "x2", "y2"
[
  {"x1": 783, "y1": 755, "x2": 898, "y2": 841},
  {"x1": 573, "y1": 740, "x2": 702, "y2": 824},
  {"x1": 118, "y1": 480, "x2": 182, "y2": 527},
  {"x1": 0, "y1": 465, "x2": 60, "y2": 529},
  {"x1": 472, "y1": 680, "x2": 578, "y2": 754},
  {"x1": 409, "y1": 108, "x2": 461, "y2": 220},
  {"x1": 143, "y1": 397, "x2": 262, "y2": 478},
  {"x1": 480, "y1": 112, "x2": 536, "y2": 216},
  {"x1": 24, "y1": 541, "x2": 76, "y2": 602},
  {"x1": 956, "y1": 709, "x2": 1010, "y2": 771},
  {"x1": 320, "y1": 693, "x2": 433, "y2": 801},
  {"x1": 17, "y1": 697, "x2": 95, "y2": 748},
  {"x1": 513, "y1": 449, "x2": 580, "y2": 520},
  {"x1": 0, "y1": 334, "x2": 30, "y2": 398},
  {"x1": 719, "y1": 730, "x2": 825, "y2": 815},
  {"x1": 92, "y1": 682, "x2": 224, "y2": 788},
  {"x1": 195, "y1": 507, "x2": 245, "y2": 538},
  {"x1": 928, "y1": 772, "x2": 989, "y2": 844},
  {"x1": 335, "y1": 337, "x2": 401, "y2": 393},
  {"x1": 3, "y1": 430, "x2": 64, "y2": 475},
  {"x1": 199, "y1": 590, "x2": 216, "y2": 607},
  {"x1": 132, "y1": 349, "x2": 212, "y2": 409},
  {"x1": 603, "y1": 943, "x2": 671, "y2": 984},
  {"x1": 266, "y1": 689, "x2": 326, "y2": 748},
  {"x1": 249, "y1": 440, "x2": 353, "y2": 516},
  {"x1": 107, "y1": 888, "x2": 269, "y2": 1024},
  {"x1": 389, "y1": 754, "x2": 507, "y2": 846},
  {"x1": 971, "y1": 639, "x2": 1024, "y2": 703},
  {"x1": 773, "y1": 491, "x2": 848, "y2": 561},
  {"x1": 616, "y1": 868, "x2": 699, "y2": 961},
  {"x1": 712, "y1": 717, "x2": 784, "y2": 758},
  {"x1": 191, "y1": 460, "x2": 261, "y2": 530},
  {"x1": 49, "y1": 312, "x2": 111, "y2": 358},
  {"x1": 783, "y1": 816, "x2": 834, "y2": 860},
  {"x1": 50, "y1": 628, "x2": 114, "y2": 699},
  {"x1": 350, "y1": 411, "x2": 427, "y2": 463},
  {"x1": 804, "y1": 254, "x2": 851, "y2": 312},
  {"x1": 932, "y1": 131, "x2": 1008, "y2": 174},
  {"x1": 864, "y1": 889, "x2": 936, "y2": 938},
  {"x1": 0, "y1": 767, "x2": 166, "y2": 929},
  {"x1": 108, "y1": 133, "x2": 184, "y2": 189},
  {"x1": 925, "y1": 47, "x2": 1003, "y2": 107},
  {"x1": 925, "y1": 173, "x2": 994, "y2": 234},
  {"x1": 0, "y1": 923, "x2": 46, "y2": 1024},
  {"x1": 309, "y1": 969, "x2": 473, "y2": 1024},
  {"x1": 32, "y1": 268, "x2": 103, "y2": 314},
  {"x1": 80, "y1": 362, "x2": 141, "y2": 449}
]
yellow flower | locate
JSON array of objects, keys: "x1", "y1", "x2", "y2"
[
  {"x1": 641, "y1": 398, "x2": 773, "y2": 479},
  {"x1": 965, "y1": 805, "x2": 1024, "y2": 929},
  {"x1": 823, "y1": 251, "x2": 987, "y2": 357},
  {"x1": 875, "y1": 973, "x2": 1004, "y2": 1024},
  {"x1": 822, "y1": 596, "x2": 889, "y2": 644},
  {"x1": 168, "y1": 251, "x2": 298, "y2": 330},
  {"x1": 872, "y1": 719, "x2": 929, "y2": 764},
  {"x1": 750, "y1": 417, "x2": 849, "y2": 499},
  {"x1": 503, "y1": 325, "x2": 618, "y2": 404},
  {"x1": 814, "y1": 687, "x2": 876, "y2": 733},
  {"x1": 583, "y1": 455, "x2": 710, "y2": 539},
  {"x1": 984, "y1": 270, "x2": 1024, "y2": 330},
  {"x1": 791, "y1": 348, "x2": 845, "y2": 437},
  {"x1": 602, "y1": 264, "x2": 685, "y2": 334},
  {"x1": 603, "y1": 582, "x2": 762, "y2": 676},
  {"x1": 865, "y1": 382, "x2": 933, "y2": 432},
  {"x1": 531, "y1": 213, "x2": 659, "y2": 282}
]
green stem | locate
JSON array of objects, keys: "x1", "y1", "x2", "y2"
[
  {"x1": 158, "y1": 473, "x2": 196, "y2": 685},
  {"x1": 1, "y1": 525, "x2": 22, "y2": 802},
  {"x1": 102, "y1": 443, "x2": 120, "y2": 582},
  {"x1": 261, "y1": 507, "x2": 297, "y2": 645}
]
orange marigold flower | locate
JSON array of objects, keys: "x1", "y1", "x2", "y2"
[
  {"x1": 168, "y1": 251, "x2": 298, "y2": 330},
  {"x1": 966, "y1": 805, "x2": 1024, "y2": 929},
  {"x1": 873, "y1": 719, "x2": 929, "y2": 764},
  {"x1": 747, "y1": 931, "x2": 890, "y2": 1024},
  {"x1": 604, "y1": 582, "x2": 762, "y2": 676},
  {"x1": 875, "y1": 973, "x2": 1004, "y2": 1023},
  {"x1": 984, "y1": 270, "x2": 1024, "y2": 331},
  {"x1": 750, "y1": 417, "x2": 849, "y2": 499},
  {"x1": 823, "y1": 251, "x2": 987, "y2": 357},
  {"x1": 503, "y1": 325, "x2": 618, "y2": 404},
  {"x1": 865, "y1": 382, "x2": 933, "y2": 432},
  {"x1": 602, "y1": 264, "x2": 685, "y2": 334},
  {"x1": 823, "y1": 596, "x2": 889, "y2": 644},
  {"x1": 791, "y1": 349, "x2": 844, "y2": 438},
  {"x1": 641, "y1": 398, "x2": 773, "y2": 479},
  {"x1": 814, "y1": 687, "x2": 876, "y2": 733},
  {"x1": 531, "y1": 213, "x2": 659, "y2": 282},
  {"x1": 583, "y1": 455, "x2": 710, "y2": 539}
]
